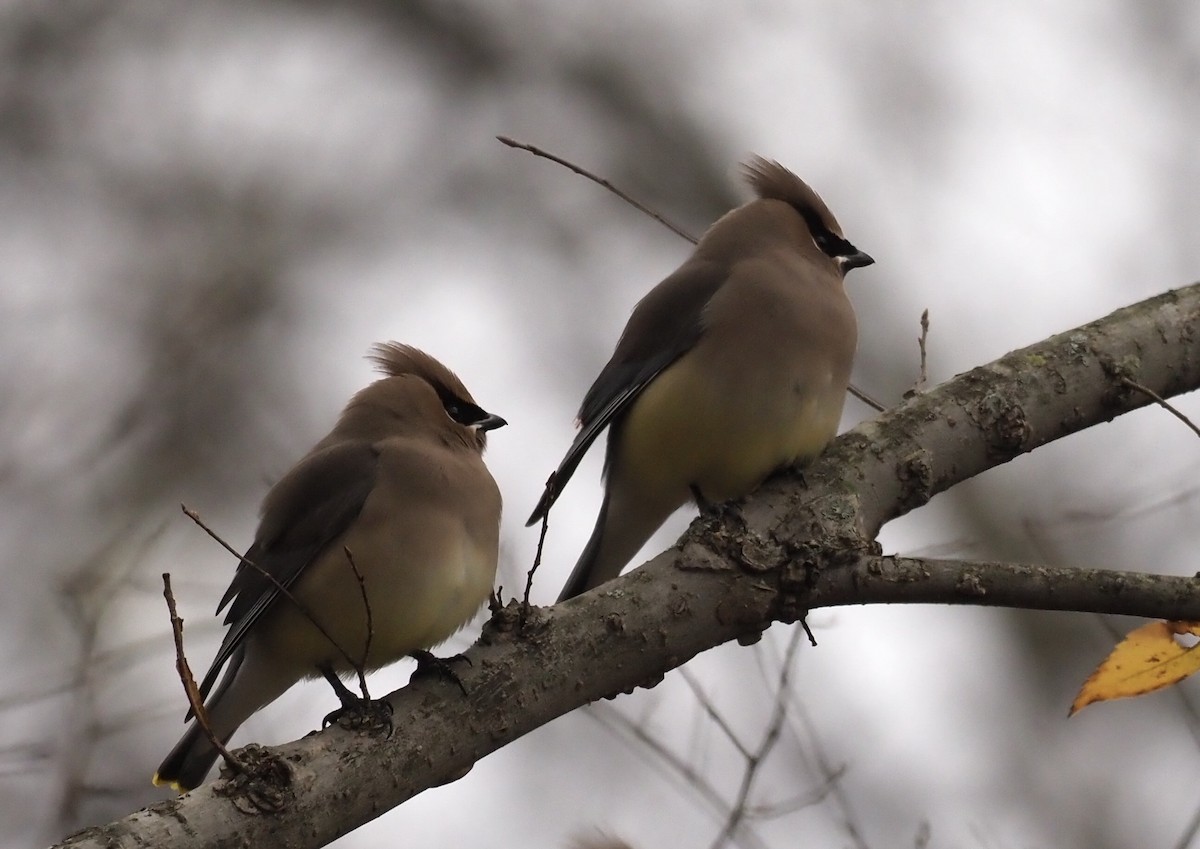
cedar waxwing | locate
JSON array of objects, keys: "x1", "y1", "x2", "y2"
[
  {"x1": 153, "y1": 344, "x2": 505, "y2": 792},
  {"x1": 529, "y1": 157, "x2": 871, "y2": 601}
]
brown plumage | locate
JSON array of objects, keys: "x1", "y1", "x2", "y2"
[
  {"x1": 529, "y1": 157, "x2": 872, "y2": 601},
  {"x1": 154, "y1": 344, "x2": 505, "y2": 792}
]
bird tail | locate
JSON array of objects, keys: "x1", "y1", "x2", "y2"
[
  {"x1": 152, "y1": 649, "x2": 248, "y2": 792},
  {"x1": 557, "y1": 495, "x2": 613, "y2": 602},
  {"x1": 557, "y1": 486, "x2": 681, "y2": 602},
  {"x1": 153, "y1": 719, "x2": 227, "y2": 793}
]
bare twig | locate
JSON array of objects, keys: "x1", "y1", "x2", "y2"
[
  {"x1": 497, "y1": 135, "x2": 698, "y2": 243},
  {"x1": 901, "y1": 309, "x2": 932, "y2": 400},
  {"x1": 917, "y1": 308, "x2": 930, "y2": 390},
  {"x1": 798, "y1": 617, "x2": 817, "y2": 647},
  {"x1": 343, "y1": 547, "x2": 373, "y2": 700},
  {"x1": 180, "y1": 504, "x2": 248, "y2": 562},
  {"x1": 746, "y1": 764, "x2": 845, "y2": 818},
  {"x1": 586, "y1": 703, "x2": 771, "y2": 849},
  {"x1": 520, "y1": 511, "x2": 552, "y2": 629},
  {"x1": 848, "y1": 385, "x2": 886, "y2": 412},
  {"x1": 180, "y1": 504, "x2": 363, "y2": 686},
  {"x1": 1120, "y1": 376, "x2": 1200, "y2": 439},
  {"x1": 769, "y1": 650, "x2": 872, "y2": 849},
  {"x1": 678, "y1": 658, "x2": 846, "y2": 830},
  {"x1": 709, "y1": 628, "x2": 805, "y2": 849},
  {"x1": 161, "y1": 573, "x2": 243, "y2": 778},
  {"x1": 678, "y1": 667, "x2": 751, "y2": 759}
]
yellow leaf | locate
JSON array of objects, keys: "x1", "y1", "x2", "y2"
[{"x1": 1070, "y1": 621, "x2": 1200, "y2": 715}]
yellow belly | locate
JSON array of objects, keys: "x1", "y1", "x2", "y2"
[
  {"x1": 618, "y1": 351, "x2": 843, "y2": 504},
  {"x1": 251, "y1": 500, "x2": 496, "y2": 676}
]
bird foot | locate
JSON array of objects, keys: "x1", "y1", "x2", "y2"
[
  {"x1": 692, "y1": 484, "x2": 743, "y2": 523},
  {"x1": 322, "y1": 697, "x2": 395, "y2": 735},
  {"x1": 318, "y1": 664, "x2": 393, "y2": 735},
  {"x1": 409, "y1": 649, "x2": 471, "y2": 696},
  {"x1": 777, "y1": 461, "x2": 810, "y2": 487}
]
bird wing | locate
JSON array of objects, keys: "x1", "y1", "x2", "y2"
[
  {"x1": 194, "y1": 440, "x2": 380, "y2": 701},
  {"x1": 527, "y1": 257, "x2": 727, "y2": 525}
]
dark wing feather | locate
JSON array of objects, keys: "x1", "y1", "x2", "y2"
[
  {"x1": 526, "y1": 257, "x2": 727, "y2": 525},
  {"x1": 194, "y1": 441, "x2": 380, "y2": 701}
]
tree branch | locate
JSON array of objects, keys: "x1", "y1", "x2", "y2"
[{"x1": 54, "y1": 282, "x2": 1200, "y2": 849}]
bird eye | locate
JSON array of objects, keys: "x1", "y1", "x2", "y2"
[
  {"x1": 444, "y1": 398, "x2": 485, "y2": 426},
  {"x1": 813, "y1": 230, "x2": 852, "y2": 259}
]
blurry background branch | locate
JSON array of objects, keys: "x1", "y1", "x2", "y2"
[{"x1": 54, "y1": 282, "x2": 1200, "y2": 849}]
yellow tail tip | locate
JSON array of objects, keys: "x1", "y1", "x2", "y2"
[{"x1": 151, "y1": 772, "x2": 188, "y2": 794}]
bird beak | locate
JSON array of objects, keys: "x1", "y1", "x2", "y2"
[
  {"x1": 474, "y1": 413, "x2": 508, "y2": 432},
  {"x1": 838, "y1": 249, "x2": 875, "y2": 272}
]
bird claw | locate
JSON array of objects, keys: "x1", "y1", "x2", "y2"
[
  {"x1": 322, "y1": 697, "x2": 394, "y2": 736},
  {"x1": 409, "y1": 649, "x2": 471, "y2": 696},
  {"x1": 318, "y1": 664, "x2": 393, "y2": 736}
]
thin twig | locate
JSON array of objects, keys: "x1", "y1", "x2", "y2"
[
  {"x1": 180, "y1": 504, "x2": 364, "y2": 685},
  {"x1": 709, "y1": 628, "x2": 806, "y2": 849},
  {"x1": 678, "y1": 668, "x2": 751, "y2": 759},
  {"x1": 161, "y1": 573, "x2": 244, "y2": 778},
  {"x1": 848, "y1": 385, "x2": 886, "y2": 412},
  {"x1": 586, "y1": 703, "x2": 771, "y2": 849},
  {"x1": 798, "y1": 616, "x2": 817, "y2": 647},
  {"x1": 917, "y1": 308, "x2": 930, "y2": 390},
  {"x1": 497, "y1": 135, "x2": 698, "y2": 244},
  {"x1": 1121, "y1": 377, "x2": 1200, "y2": 439},
  {"x1": 343, "y1": 547, "x2": 373, "y2": 700},
  {"x1": 181, "y1": 504, "x2": 250, "y2": 562},
  {"x1": 901, "y1": 309, "x2": 932, "y2": 401},
  {"x1": 746, "y1": 764, "x2": 845, "y2": 818},
  {"x1": 520, "y1": 512, "x2": 551, "y2": 629},
  {"x1": 774, "y1": 664, "x2": 872, "y2": 849}
]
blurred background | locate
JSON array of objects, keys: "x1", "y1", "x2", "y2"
[{"x1": 3, "y1": 1, "x2": 1199, "y2": 847}]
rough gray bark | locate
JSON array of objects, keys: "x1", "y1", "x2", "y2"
[{"x1": 55, "y1": 282, "x2": 1200, "y2": 849}]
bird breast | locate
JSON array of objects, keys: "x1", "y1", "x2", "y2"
[
  {"x1": 257, "y1": 443, "x2": 499, "y2": 673},
  {"x1": 617, "y1": 255, "x2": 855, "y2": 506}
]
